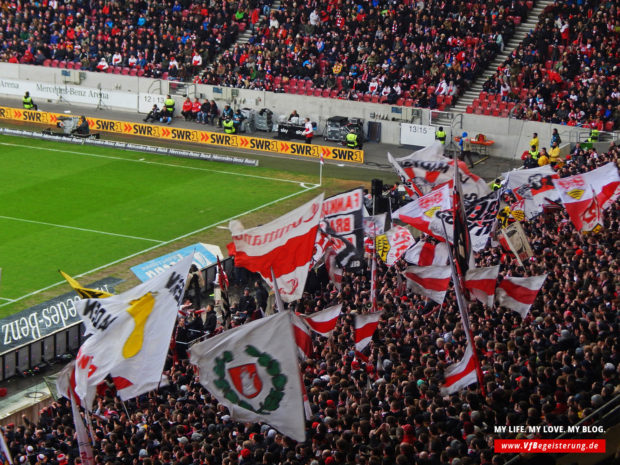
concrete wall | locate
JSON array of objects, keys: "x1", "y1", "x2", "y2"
[{"x1": 1, "y1": 63, "x2": 614, "y2": 158}]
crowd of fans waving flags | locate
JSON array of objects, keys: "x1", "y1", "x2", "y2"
[{"x1": 41, "y1": 141, "x2": 619, "y2": 453}]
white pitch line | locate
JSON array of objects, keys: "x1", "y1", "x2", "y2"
[
  {"x1": 0, "y1": 184, "x2": 319, "y2": 307},
  {"x1": 0, "y1": 141, "x2": 316, "y2": 186},
  {"x1": 0, "y1": 215, "x2": 164, "y2": 243},
  {"x1": 0, "y1": 298, "x2": 15, "y2": 302}
]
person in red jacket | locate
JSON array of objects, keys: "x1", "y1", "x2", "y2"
[
  {"x1": 191, "y1": 97, "x2": 201, "y2": 121},
  {"x1": 181, "y1": 97, "x2": 193, "y2": 121}
]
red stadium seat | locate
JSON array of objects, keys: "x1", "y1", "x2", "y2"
[
  {"x1": 404, "y1": 98, "x2": 414, "y2": 107},
  {"x1": 313, "y1": 88, "x2": 322, "y2": 97},
  {"x1": 321, "y1": 89, "x2": 330, "y2": 98},
  {"x1": 122, "y1": 67, "x2": 130, "y2": 75},
  {"x1": 329, "y1": 89, "x2": 338, "y2": 98},
  {"x1": 396, "y1": 97, "x2": 404, "y2": 106},
  {"x1": 466, "y1": 105, "x2": 473, "y2": 113},
  {"x1": 130, "y1": 68, "x2": 138, "y2": 76},
  {"x1": 137, "y1": 69, "x2": 145, "y2": 77},
  {"x1": 51, "y1": 60, "x2": 59, "y2": 67},
  {"x1": 304, "y1": 80, "x2": 313, "y2": 89},
  {"x1": 43, "y1": 59, "x2": 52, "y2": 67},
  {"x1": 66, "y1": 62, "x2": 74, "y2": 69},
  {"x1": 162, "y1": 71, "x2": 168, "y2": 79},
  {"x1": 74, "y1": 62, "x2": 81, "y2": 70},
  {"x1": 444, "y1": 95, "x2": 453, "y2": 106},
  {"x1": 58, "y1": 61, "x2": 67, "y2": 69},
  {"x1": 371, "y1": 95, "x2": 379, "y2": 103},
  {"x1": 604, "y1": 121, "x2": 614, "y2": 131}
]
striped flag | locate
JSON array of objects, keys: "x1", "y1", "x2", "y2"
[
  {"x1": 325, "y1": 247, "x2": 343, "y2": 290},
  {"x1": 496, "y1": 275, "x2": 547, "y2": 318},
  {"x1": 440, "y1": 340, "x2": 478, "y2": 395},
  {"x1": 464, "y1": 266, "x2": 499, "y2": 307},
  {"x1": 230, "y1": 194, "x2": 324, "y2": 302},
  {"x1": 404, "y1": 265, "x2": 452, "y2": 305},
  {"x1": 354, "y1": 312, "x2": 382, "y2": 360},
  {"x1": 292, "y1": 314, "x2": 312, "y2": 359},
  {"x1": 404, "y1": 241, "x2": 450, "y2": 266},
  {"x1": 301, "y1": 304, "x2": 341, "y2": 337}
]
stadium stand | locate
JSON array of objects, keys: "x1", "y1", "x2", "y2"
[
  {"x1": 477, "y1": 0, "x2": 619, "y2": 129},
  {"x1": 0, "y1": 0, "x2": 534, "y2": 110}
]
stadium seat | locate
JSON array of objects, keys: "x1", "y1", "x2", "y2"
[
  {"x1": 466, "y1": 105, "x2": 473, "y2": 113},
  {"x1": 362, "y1": 94, "x2": 371, "y2": 102},
  {"x1": 58, "y1": 61, "x2": 66, "y2": 69},
  {"x1": 329, "y1": 89, "x2": 338, "y2": 98},
  {"x1": 396, "y1": 97, "x2": 404, "y2": 106},
  {"x1": 137, "y1": 69, "x2": 145, "y2": 77},
  {"x1": 66, "y1": 62, "x2": 74, "y2": 69},
  {"x1": 122, "y1": 67, "x2": 130, "y2": 75},
  {"x1": 74, "y1": 63, "x2": 81, "y2": 70},
  {"x1": 43, "y1": 59, "x2": 51, "y2": 67},
  {"x1": 371, "y1": 95, "x2": 379, "y2": 103},
  {"x1": 321, "y1": 89, "x2": 330, "y2": 98},
  {"x1": 445, "y1": 95, "x2": 453, "y2": 106},
  {"x1": 113, "y1": 66, "x2": 121, "y2": 74},
  {"x1": 130, "y1": 68, "x2": 138, "y2": 76},
  {"x1": 51, "y1": 60, "x2": 59, "y2": 67},
  {"x1": 604, "y1": 121, "x2": 614, "y2": 131},
  {"x1": 437, "y1": 95, "x2": 445, "y2": 106},
  {"x1": 500, "y1": 109, "x2": 510, "y2": 117},
  {"x1": 404, "y1": 98, "x2": 414, "y2": 107},
  {"x1": 162, "y1": 71, "x2": 168, "y2": 79},
  {"x1": 313, "y1": 88, "x2": 322, "y2": 97}
]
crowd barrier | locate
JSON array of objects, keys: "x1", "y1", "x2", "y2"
[{"x1": 0, "y1": 106, "x2": 364, "y2": 164}]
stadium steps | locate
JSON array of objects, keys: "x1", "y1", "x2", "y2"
[
  {"x1": 451, "y1": 0, "x2": 555, "y2": 114},
  {"x1": 215, "y1": 0, "x2": 282, "y2": 61}
]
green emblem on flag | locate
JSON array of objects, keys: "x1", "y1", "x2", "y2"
[{"x1": 213, "y1": 345, "x2": 287, "y2": 414}]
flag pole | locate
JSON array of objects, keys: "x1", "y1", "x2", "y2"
[
  {"x1": 319, "y1": 155, "x2": 323, "y2": 186},
  {"x1": 440, "y1": 217, "x2": 486, "y2": 396},
  {"x1": 270, "y1": 266, "x2": 285, "y2": 313}
]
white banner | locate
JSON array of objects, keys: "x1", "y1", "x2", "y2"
[
  {"x1": 138, "y1": 93, "x2": 167, "y2": 113},
  {"x1": 0, "y1": 78, "x2": 137, "y2": 110},
  {"x1": 400, "y1": 123, "x2": 436, "y2": 146}
]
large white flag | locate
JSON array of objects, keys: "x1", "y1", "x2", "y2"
[
  {"x1": 230, "y1": 194, "x2": 324, "y2": 302},
  {"x1": 74, "y1": 254, "x2": 194, "y2": 402},
  {"x1": 189, "y1": 312, "x2": 305, "y2": 442},
  {"x1": 71, "y1": 393, "x2": 95, "y2": 465}
]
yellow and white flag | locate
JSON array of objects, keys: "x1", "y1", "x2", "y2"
[{"x1": 74, "y1": 254, "x2": 193, "y2": 402}]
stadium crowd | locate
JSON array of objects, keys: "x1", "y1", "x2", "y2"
[
  {"x1": 479, "y1": 0, "x2": 619, "y2": 130},
  {"x1": 0, "y1": 0, "x2": 529, "y2": 109},
  {"x1": 4, "y1": 142, "x2": 619, "y2": 465}
]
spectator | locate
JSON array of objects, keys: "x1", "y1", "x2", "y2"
[{"x1": 181, "y1": 97, "x2": 193, "y2": 121}]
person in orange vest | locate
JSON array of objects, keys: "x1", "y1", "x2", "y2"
[{"x1": 181, "y1": 97, "x2": 193, "y2": 121}]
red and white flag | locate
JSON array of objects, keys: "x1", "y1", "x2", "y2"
[
  {"x1": 404, "y1": 240, "x2": 450, "y2": 266},
  {"x1": 325, "y1": 247, "x2": 343, "y2": 290},
  {"x1": 465, "y1": 266, "x2": 499, "y2": 307},
  {"x1": 375, "y1": 226, "x2": 415, "y2": 266},
  {"x1": 404, "y1": 265, "x2": 452, "y2": 304},
  {"x1": 553, "y1": 163, "x2": 619, "y2": 233},
  {"x1": 354, "y1": 312, "x2": 382, "y2": 357},
  {"x1": 440, "y1": 340, "x2": 478, "y2": 396},
  {"x1": 71, "y1": 393, "x2": 95, "y2": 465},
  {"x1": 496, "y1": 274, "x2": 547, "y2": 318},
  {"x1": 388, "y1": 143, "x2": 490, "y2": 199},
  {"x1": 230, "y1": 194, "x2": 324, "y2": 302},
  {"x1": 291, "y1": 313, "x2": 312, "y2": 359},
  {"x1": 301, "y1": 304, "x2": 342, "y2": 337},
  {"x1": 393, "y1": 184, "x2": 451, "y2": 240}
]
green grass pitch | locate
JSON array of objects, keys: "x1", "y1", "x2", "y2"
[{"x1": 0, "y1": 135, "x2": 312, "y2": 316}]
